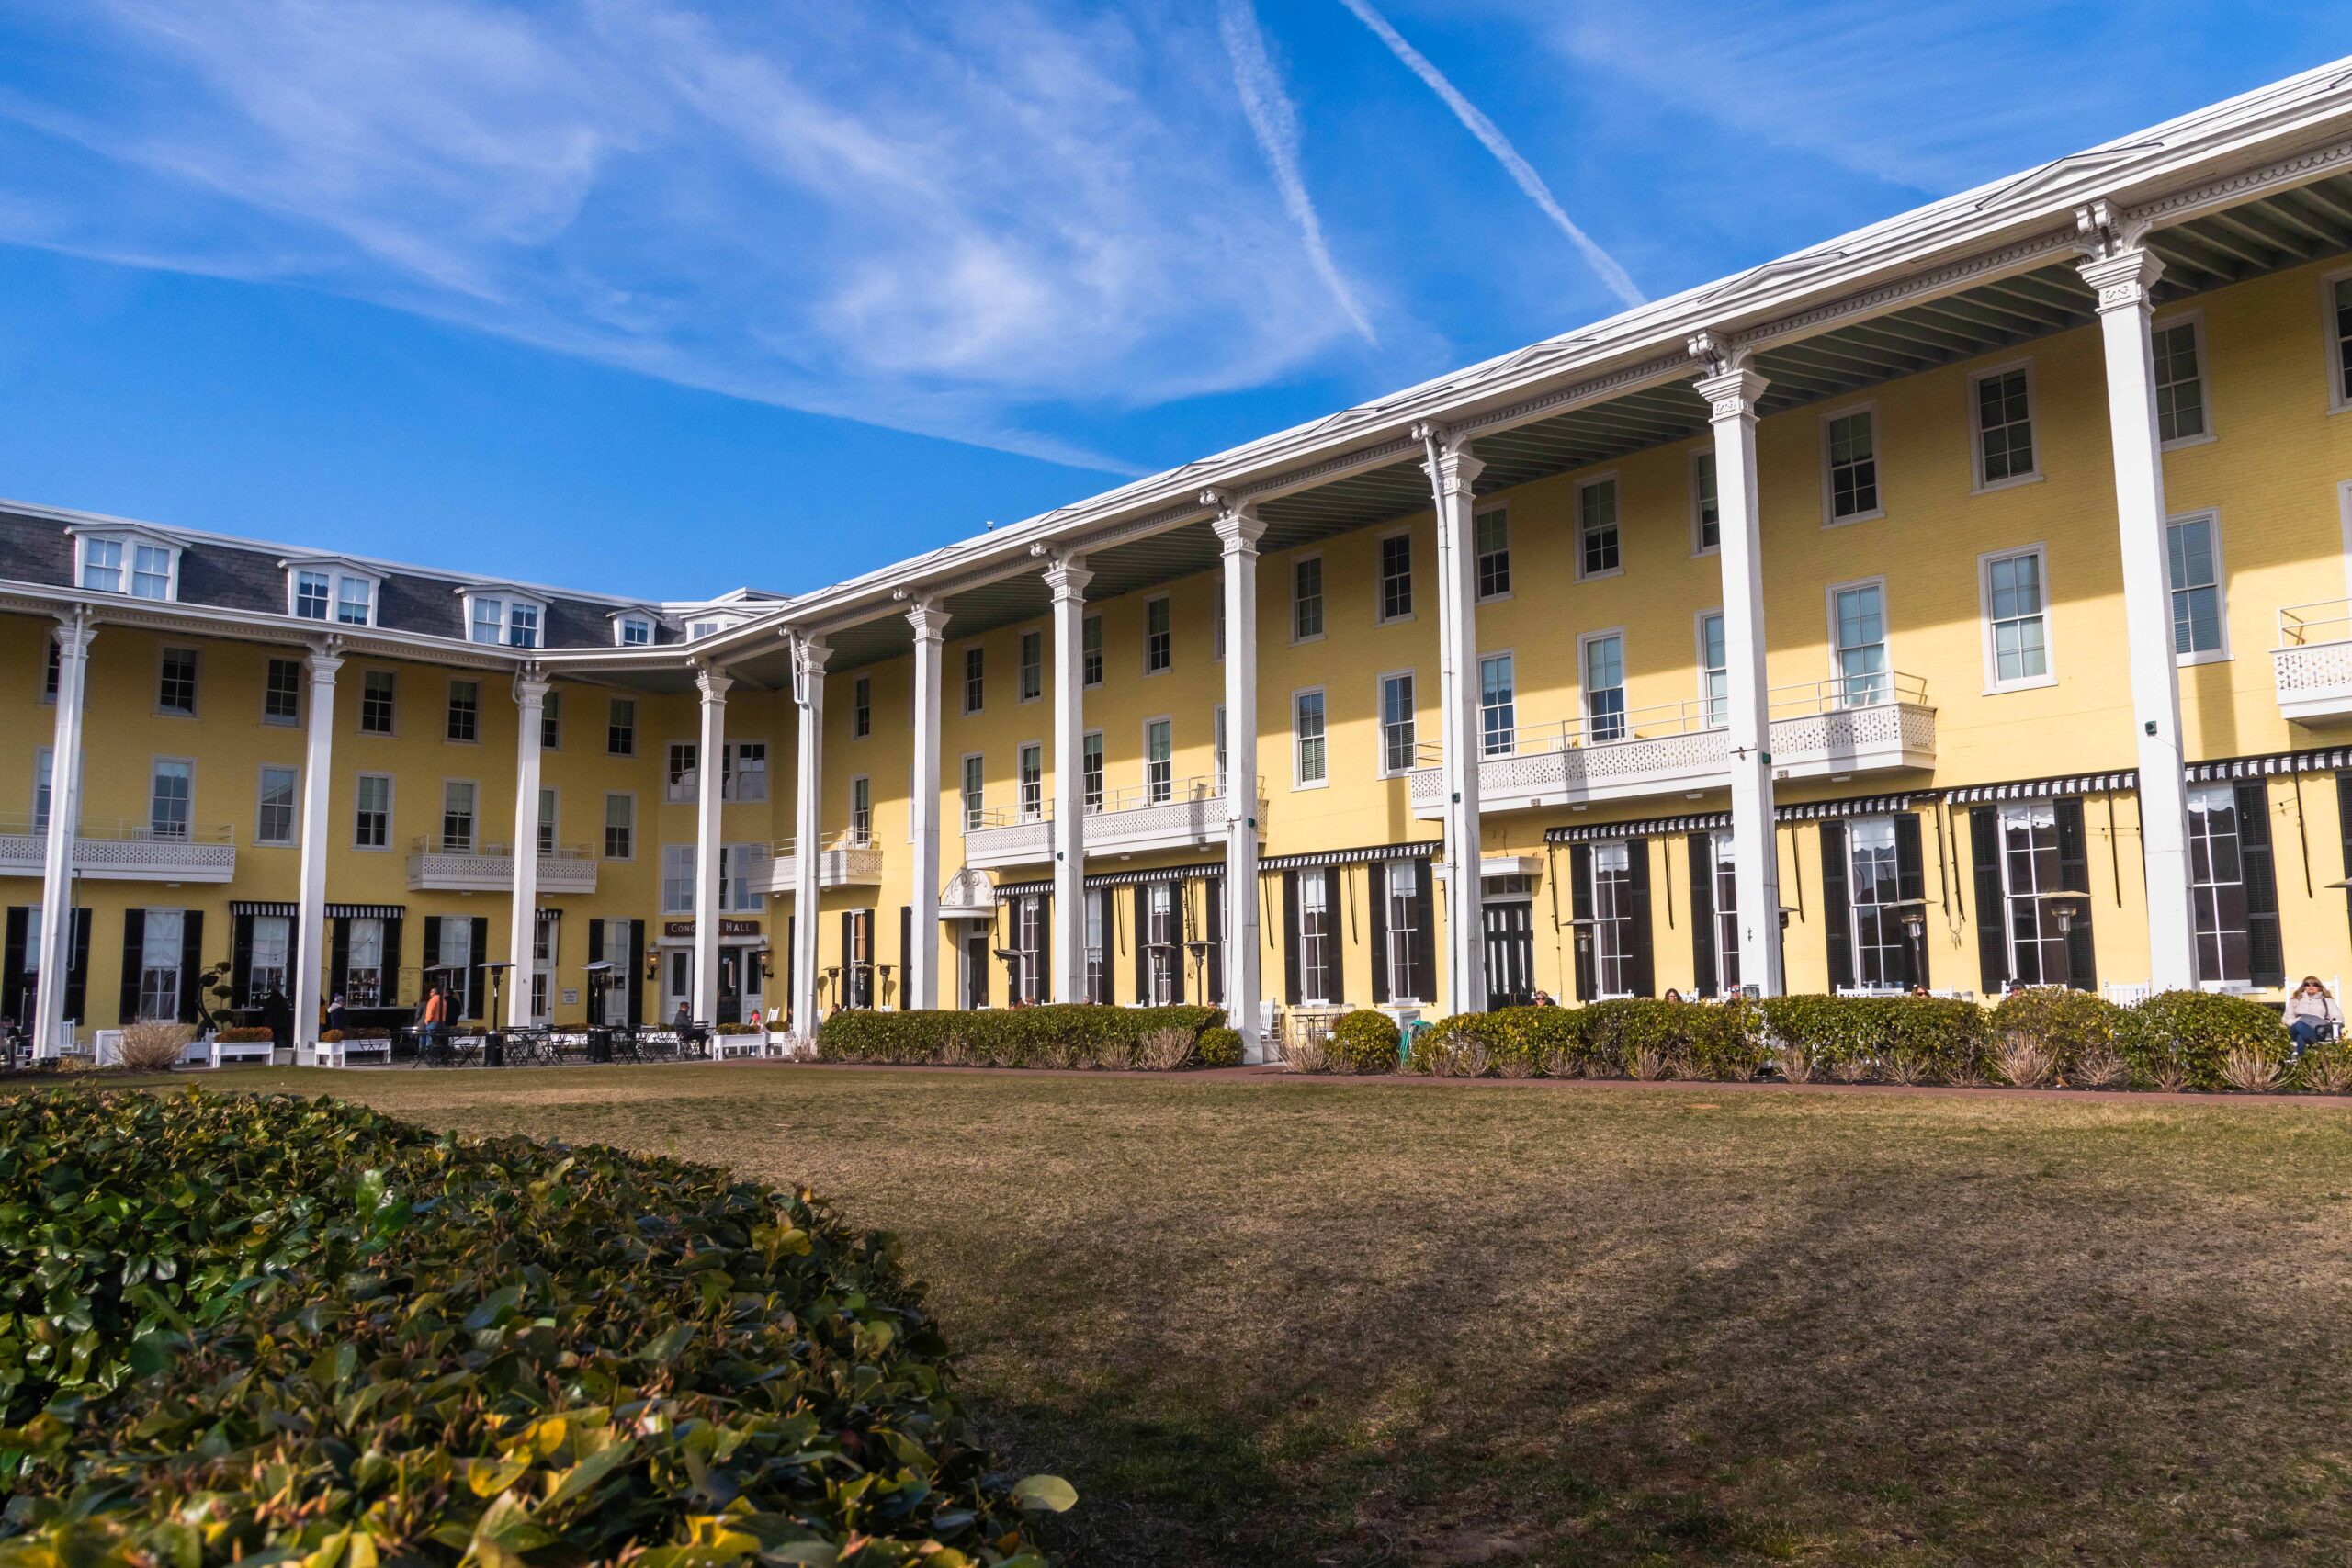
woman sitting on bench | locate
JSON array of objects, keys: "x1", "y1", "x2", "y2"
[{"x1": 2285, "y1": 976, "x2": 2342, "y2": 1055}]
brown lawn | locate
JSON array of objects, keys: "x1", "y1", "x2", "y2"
[{"x1": 200, "y1": 1065, "x2": 2352, "y2": 1566}]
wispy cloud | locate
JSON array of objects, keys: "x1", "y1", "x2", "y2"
[
  {"x1": 0, "y1": 0, "x2": 1394, "y2": 471},
  {"x1": 1217, "y1": 0, "x2": 1376, "y2": 344},
  {"x1": 1335, "y1": 0, "x2": 1643, "y2": 310}
]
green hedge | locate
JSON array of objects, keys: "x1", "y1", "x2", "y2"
[
  {"x1": 1197, "y1": 1026, "x2": 1244, "y2": 1067},
  {"x1": 817, "y1": 1003, "x2": 1226, "y2": 1070},
  {"x1": 1327, "y1": 1010, "x2": 1402, "y2": 1074},
  {"x1": 2121, "y1": 989, "x2": 2289, "y2": 1090},
  {"x1": 0, "y1": 1089, "x2": 1067, "y2": 1565}
]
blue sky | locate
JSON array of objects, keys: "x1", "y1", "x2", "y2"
[{"x1": 0, "y1": 1, "x2": 2339, "y2": 600}]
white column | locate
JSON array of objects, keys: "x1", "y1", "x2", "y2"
[
  {"x1": 791, "y1": 635, "x2": 831, "y2": 1035},
  {"x1": 2080, "y1": 239, "x2": 2196, "y2": 990},
  {"x1": 505, "y1": 672, "x2": 548, "y2": 1030},
  {"x1": 1692, "y1": 336, "x2": 1785, "y2": 996},
  {"x1": 1417, "y1": 426, "x2": 1487, "y2": 1014},
  {"x1": 1045, "y1": 554, "x2": 1091, "y2": 1002},
  {"x1": 294, "y1": 647, "x2": 343, "y2": 1055},
  {"x1": 33, "y1": 615, "x2": 93, "y2": 1058},
  {"x1": 1210, "y1": 496, "x2": 1266, "y2": 1057},
  {"x1": 906, "y1": 598, "x2": 950, "y2": 1010},
  {"x1": 692, "y1": 665, "x2": 730, "y2": 1025}
]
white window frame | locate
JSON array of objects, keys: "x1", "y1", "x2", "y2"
[
  {"x1": 960, "y1": 752, "x2": 986, "y2": 833},
  {"x1": 1473, "y1": 507, "x2": 1512, "y2": 603},
  {"x1": 281, "y1": 559, "x2": 381, "y2": 626},
  {"x1": 665, "y1": 741, "x2": 699, "y2": 804},
  {"x1": 1374, "y1": 527, "x2": 1416, "y2": 625},
  {"x1": 2165, "y1": 506, "x2": 2232, "y2": 668},
  {"x1": 1376, "y1": 669, "x2": 1417, "y2": 778},
  {"x1": 602, "y1": 790, "x2": 636, "y2": 862},
  {"x1": 1018, "y1": 626, "x2": 1045, "y2": 703},
  {"x1": 261, "y1": 657, "x2": 302, "y2": 728},
  {"x1": 721, "y1": 739, "x2": 767, "y2": 803},
  {"x1": 2152, "y1": 308, "x2": 2216, "y2": 450},
  {"x1": 445, "y1": 678, "x2": 481, "y2": 744},
  {"x1": 612, "y1": 612, "x2": 657, "y2": 647},
  {"x1": 254, "y1": 763, "x2": 300, "y2": 848},
  {"x1": 1968, "y1": 357, "x2": 2042, "y2": 493},
  {"x1": 1696, "y1": 609, "x2": 1727, "y2": 729},
  {"x1": 961, "y1": 643, "x2": 985, "y2": 716},
  {"x1": 1575, "y1": 471, "x2": 1623, "y2": 581},
  {"x1": 853, "y1": 674, "x2": 873, "y2": 739},
  {"x1": 459, "y1": 590, "x2": 550, "y2": 649},
  {"x1": 353, "y1": 773, "x2": 394, "y2": 852},
  {"x1": 852, "y1": 775, "x2": 874, "y2": 842},
  {"x1": 1081, "y1": 729, "x2": 1105, "y2": 814},
  {"x1": 1477, "y1": 650, "x2": 1517, "y2": 759},
  {"x1": 1292, "y1": 687, "x2": 1328, "y2": 791},
  {"x1": 1577, "y1": 629, "x2": 1627, "y2": 743},
  {"x1": 72, "y1": 527, "x2": 181, "y2": 602},
  {"x1": 1291, "y1": 554, "x2": 1326, "y2": 645},
  {"x1": 1690, "y1": 448, "x2": 1720, "y2": 558},
  {"x1": 1142, "y1": 716, "x2": 1174, "y2": 804},
  {"x1": 1017, "y1": 743, "x2": 1044, "y2": 822},
  {"x1": 1826, "y1": 575, "x2": 1892, "y2": 707},
  {"x1": 358, "y1": 670, "x2": 397, "y2": 737},
  {"x1": 2321, "y1": 264, "x2": 2352, "y2": 416},
  {"x1": 438, "y1": 778, "x2": 479, "y2": 854},
  {"x1": 1978, "y1": 543, "x2": 2056, "y2": 693},
  {"x1": 1142, "y1": 594, "x2": 1173, "y2": 675},
  {"x1": 1817, "y1": 400, "x2": 1884, "y2": 526},
  {"x1": 156, "y1": 645, "x2": 199, "y2": 718},
  {"x1": 1081, "y1": 614, "x2": 1104, "y2": 688},
  {"x1": 661, "y1": 843, "x2": 696, "y2": 916},
  {"x1": 1384, "y1": 858, "x2": 1425, "y2": 1003},
  {"x1": 149, "y1": 758, "x2": 195, "y2": 841},
  {"x1": 1297, "y1": 867, "x2": 1334, "y2": 1007},
  {"x1": 32, "y1": 747, "x2": 52, "y2": 835},
  {"x1": 536, "y1": 785, "x2": 560, "y2": 859}
]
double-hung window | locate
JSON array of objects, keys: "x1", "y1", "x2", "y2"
[
  {"x1": 536, "y1": 787, "x2": 558, "y2": 858},
  {"x1": 158, "y1": 649, "x2": 198, "y2": 716},
  {"x1": 1144, "y1": 597, "x2": 1171, "y2": 673},
  {"x1": 32, "y1": 748, "x2": 52, "y2": 835},
  {"x1": 255, "y1": 765, "x2": 298, "y2": 847},
  {"x1": 345, "y1": 917, "x2": 385, "y2": 1006},
  {"x1": 1015, "y1": 897, "x2": 1046, "y2": 1005},
  {"x1": 2166, "y1": 513, "x2": 2225, "y2": 660},
  {"x1": 722, "y1": 740, "x2": 766, "y2": 802},
  {"x1": 962, "y1": 755, "x2": 985, "y2": 832},
  {"x1": 1145, "y1": 719, "x2": 1174, "y2": 803},
  {"x1": 661, "y1": 843, "x2": 695, "y2": 915},
  {"x1": 1085, "y1": 890, "x2": 1107, "y2": 1002},
  {"x1": 853, "y1": 676, "x2": 872, "y2": 738},
  {"x1": 1019, "y1": 743, "x2": 1044, "y2": 820},
  {"x1": 334, "y1": 571, "x2": 373, "y2": 624},
  {"x1": 1145, "y1": 884, "x2": 1176, "y2": 1004},
  {"x1": 852, "y1": 776, "x2": 874, "y2": 841},
  {"x1": 354, "y1": 774, "x2": 391, "y2": 850},
  {"x1": 1298, "y1": 869, "x2": 1334, "y2": 1005},
  {"x1": 1475, "y1": 510, "x2": 1510, "y2": 599},
  {"x1": 539, "y1": 691, "x2": 560, "y2": 751},
  {"x1": 1292, "y1": 693, "x2": 1326, "y2": 786},
  {"x1": 137, "y1": 908, "x2": 184, "y2": 1021},
  {"x1": 1983, "y1": 547, "x2": 2051, "y2": 688},
  {"x1": 603, "y1": 793, "x2": 633, "y2": 860},
  {"x1": 80, "y1": 538, "x2": 123, "y2": 592},
  {"x1": 76, "y1": 535, "x2": 178, "y2": 600},
  {"x1": 1831, "y1": 583, "x2": 1888, "y2": 706},
  {"x1": 963, "y1": 647, "x2": 984, "y2": 714},
  {"x1": 1082, "y1": 615, "x2": 1103, "y2": 686},
  {"x1": 1020, "y1": 630, "x2": 1044, "y2": 701},
  {"x1": 1385, "y1": 860, "x2": 1422, "y2": 1001},
  {"x1": 1378, "y1": 534, "x2": 1413, "y2": 621},
  {"x1": 2154, "y1": 318, "x2": 2209, "y2": 443},
  {"x1": 130, "y1": 544, "x2": 173, "y2": 601},
  {"x1": 446, "y1": 680, "x2": 478, "y2": 742},
  {"x1": 439, "y1": 781, "x2": 476, "y2": 853},
  {"x1": 264, "y1": 658, "x2": 302, "y2": 726},
  {"x1": 1973, "y1": 366, "x2": 2036, "y2": 486},
  {"x1": 1823, "y1": 408, "x2": 1880, "y2": 522},
  {"x1": 665, "y1": 742, "x2": 698, "y2": 804},
  {"x1": 1995, "y1": 802, "x2": 2071, "y2": 987},
  {"x1": 294, "y1": 570, "x2": 332, "y2": 621},
  {"x1": 1380, "y1": 672, "x2": 1417, "y2": 774},
  {"x1": 1589, "y1": 844, "x2": 1634, "y2": 998},
  {"x1": 616, "y1": 614, "x2": 654, "y2": 646},
  {"x1": 1293, "y1": 558, "x2": 1324, "y2": 640},
  {"x1": 1582, "y1": 635, "x2": 1626, "y2": 743},
  {"x1": 1578, "y1": 478, "x2": 1621, "y2": 577},
  {"x1": 1846, "y1": 818, "x2": 1907, "y2": 989},
  {"x1": 1692, "y1": 452, "x2": 1720, "y2": 553},
  {"x1": 1710, "y1": 832, "x2": 1739, "y2": 995},
  {"x1": 1082, "y1": 731, "x2": 1104, "y2": 813},
  {"x1": 360, "y1": 671, "x2": 395, "y2": 735},
  {"x1": 1479, "y1": 654, "x2": 1516, "y2": 757},
  {"x1": 1698, "y1": 614, "x2": 1728, "y2": 728},
  {"x1": 2187, "y1": 784, "x2": 2252, "y2": 986},
  {"x1": 149, "y1": 761, "x2": 191, "y2": 840},
  {"x1": 607, "y1": 697, "x2": 636, "y2": 756},
  {"x1": 466, "y1": 593, "x2": 542, "y2": 648}
]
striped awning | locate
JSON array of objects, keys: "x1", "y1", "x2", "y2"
[
  {"x1": 1778, "y1": 792, "x2": 1925, "y2": 820},
  {"x1": 1942, "y1": 772, "x2": 2136, "y2": 804},
  {"x1": 996, "y1": 863, "x2": 1222, "y2": 896},
  {"x1": 1546, "y1": 812, "x2": 1727, "y2": 844},
  {"x1": 1260, "y1": 839, "x2": 1442, "y2": 870},
  {"x1": 231, "y1": 901, "x2": 408, "y2": 919},
  {"x1": 2186, "y1": 747, "x2": 2352, "y2": 782}
]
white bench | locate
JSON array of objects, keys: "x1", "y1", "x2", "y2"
[
  {"x1": 713, "y1": 1031, "x2": 766, "y2": 1060},
  {"x1": 315, "y1": 1035, "x2": 393, "y2": 1067}
]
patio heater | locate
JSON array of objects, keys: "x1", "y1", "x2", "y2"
[
  {"x1": 1184, "y1": 939, "x2": 1210, "y2": 998},
  {"x1": 479, "y1": 961, "x2": 511, "y2": 1066},
  {"x1": 2032, "y1": 890, "x2": 2087, "y2": 988}
]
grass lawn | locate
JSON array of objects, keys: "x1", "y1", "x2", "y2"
[{"x1": 192, "y1": 1066, "x2": 2352, "y2": 1565}]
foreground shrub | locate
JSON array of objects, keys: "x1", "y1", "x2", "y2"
[
  {"x1": 1989, "y1": 988, "x2": 2126, "y2": 1083},
  {"x1": 0, "y1": 1089, "x2": 1068, "y2": 1564},
  {"x1": 1197, "y1": 1025, "x2": 1243, "y2": 1067},
  {"x1": 817, "y1": 1003, "x2": 1223, "y2": 1070},
  {"x1": 1327, "y1": 1010, "x2": 1401, "y2": 1074},
  {"x1": 113, "y1": 1022, "x2": 191, "y2": 1073},
  {"x1": 1762, "y1": 996, "x2": 1985, "y2": 1084},
  {"x1": 2301, "y1": 1040, "x2": 2352, "y2": 1095},
  {"x1": 2123, "y1": 990, "x2": 2288, "y2": 1092}
]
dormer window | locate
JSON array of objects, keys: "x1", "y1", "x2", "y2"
[
  {"x1": 614, "y1": 614, "x2": 655, "y2": 647},
  {"x1": 284, "y1": 560, "x2": 379, "y2": 626},
  {"x1": 463, "y1": 591, "x2": 547, "y2": 649},
  {"x1": 73, "y1": 529, "x2": 180, "y2": 602}
]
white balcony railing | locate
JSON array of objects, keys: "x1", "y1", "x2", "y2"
[
  {"x1": 406, "y1": 837, "x2": 598, "y2": 893},
  {"x1": 753, "y1": 830, "x2": 886, "y2": 893},
  {"x1": 963, "y1": 773, "x2": 1266, "y2": 870},
  {"x1": 1407, "y1": 674, "x2": 1936, "y2": 816},
  {"x1": 2275, "y1": 600, "x2": 2352, "y2": 722},
  {"x1": 0, "y1": 816, "x2": 238, "y2": 882}
]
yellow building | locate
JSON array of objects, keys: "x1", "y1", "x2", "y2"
[{"x1": 14, "y1": 62, "x2": 2352, "y2": 1062}]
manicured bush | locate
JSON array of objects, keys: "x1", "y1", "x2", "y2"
[
  {"x1": 0, "y1": 1089, "x2": 1068, "y2": 1564},
  {"x1": 817, "y1": 1003, "x2": 1225, "y2": 1070},
  {"x1": 1327, "y1": 1010, "x2": 1402, "y2": 1074},
  {"x1": 1988, "y1": 987, "x2": 2126, "y2": 1082},
  {"x1": 1760, "y1": 996, "x2": 1986, "y2": 1084},
  {"x1": 1197, "y1": 1025, "x2": 1243, "y2": 1067},
  {"x1": 2124, "y1": 990, "x2": 2289, "y2": 1091}
]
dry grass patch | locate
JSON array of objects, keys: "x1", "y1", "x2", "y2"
[{"x1": 201, "y1": 1065, "x2": 2352, "y2": 1567}]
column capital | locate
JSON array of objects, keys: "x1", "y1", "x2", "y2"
[
  {"x1": 791, "y1": 635, "x2": 831, "y2": 705},
  {"x1": 904, "y1": 595, "x2": 951, "y2": 642},
  {"x1": 1204, "y1": 492, "x2": 1266, "y2": 554},
  {"x1": 304, "y1": 647, "x2": 345, "y2": 682},
  {"x1": 695, "y1": 665, "x2": 733, "y2": 704},
  {"x1": 49, "y1": 615, "x2": 95, "y2": 658},
  {"x1": 1407, "y1": 431, "x2": 1484, "y2": 501},
  {"x1": 513, "y1": 673, "x2": 551, "y2": 706},
  {"x1": 1693, "y1": 365, "x2": 1770, "y2": 422},
  {"x1": 1043, "y1": 552, "x2": 1093, "y2": 603},
  {"x1": 2077, "y1": 247, "x2": 2165, "y2": 314}
]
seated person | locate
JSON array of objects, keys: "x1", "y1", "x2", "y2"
[{"x1": 2284, "y1": 976, "x2": 2342, "y2": 1054}]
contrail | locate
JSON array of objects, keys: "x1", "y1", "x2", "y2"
[
  {"x1": 1219, "y1": 0, "x2": 1377, "y2": 343},
  {"x1": 1336, "y1": 0, "x2": 1645, "y2": 309}
]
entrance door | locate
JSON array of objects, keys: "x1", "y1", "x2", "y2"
[
  {"x1": 962, "y1": 924, "x2": 990, "y2": 1009},
  {"x1": 663, "y1": 949, "x2": 689, "y2": 1023},
  {"x1": 1484, "y1": 899, "x2": 1535, "y2": 1008},
  {"x1": 717, "y1": 949, "x2": 742, "y2": 1025}
]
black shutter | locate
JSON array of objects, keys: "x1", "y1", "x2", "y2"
[
  {"x1": 2237, "y1": 780, "x2": 2283, "y2": 990},
  {"x1": 65, "y1": 909, "x2": 90, "y2": 1025},
  {"x1": 1282, "y1": 873, "x2": 1303, "y2": 1006},
  {"x1": 627, "y1": 919, "x2": 644, "y2": 1026},
  {"x1": 586, "y1": 919, "x2": 604, "y2": 1020},
  {"x1": 382, "y1": 916, "x2": 404, "y2": 1010},
  {"x1": 231, "y1": 911, "x2": 255, "y2": 1008},
  {"x1": 899, "y1": 905, "x2": 911, "y2": 1009},
  {"x1": 1368, "y1": 863, "x2": 1390, "y2": 1004},
  {"x1": 1819, "y1": 823, "x2": 1853, "y2": 993},
  {"x1": 422, "y1": 915, "x2": 443, "y2": 985},
  {"x1": 1623, "y1": 840, "x2": 1655, "y2": 999},
  {"x1": 1132, "y1": 886, "x2": 1148, "y2": 1004},
  {"x1": 177, "y1": 911, "x2": 204, "y2": 1024},
  {"x1": 1970, "y1": 806, "x2": 2007, "y2": 994},
  {"x1": 1688, "y1": 833, "x2": 1717, "y2": 998},
  {"x1": 1894, "y1": 814, "x2": 1930, "y2": 990},
  {"x1": 330, "y1": 917, "x2": 351, "y2": 1006},
  {"x1": 467, "y1": 916, "x2": 488, "y2": 1021},
  {"x1": 2, "y1": 908, "x2": 26, "y2": 1024},
  {"x1": 1569, "y1": 845, "x2": 1595, "y2": 1002},
  {"x1": 1206, "y1": 877, "x2": 1225, "y2": 1006},
  {"x1": 119, "y1": 908, "x2": 145, "y2": 1024},
  {"x1": 2052, "y1": 797, "x2": 2097, "y2": 991},
  {"x1": 840, "y1": 909, "x2": 854, "y2": 1010},
  {"x1": 1408, "y1": 864, "x2": 1435, "y2": 1005}
]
